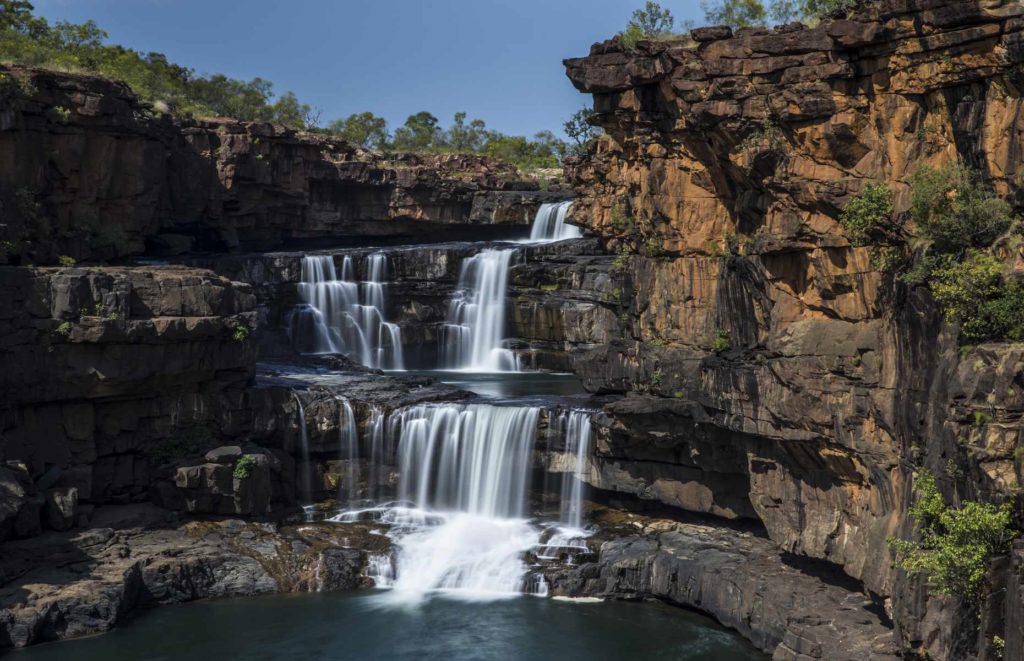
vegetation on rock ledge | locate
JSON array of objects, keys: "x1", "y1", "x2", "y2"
[{"x1": 888, "y1": 470, "x2": 1014, "y2": 603}]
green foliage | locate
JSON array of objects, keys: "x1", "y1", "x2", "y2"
[
  {"x1": 57, "y1": 254, "x2": 75, "y2": 267},
  {"x1": 233, "y1": 455, "x2": 258, "y2": 480},
  {"x1": 703, "y1": 0, "x2": 767, "y2": 28},
  {"x1": 736, "y1": 118, "x2": 782, "y2": 152},
  {"x1": 840, "y1": 183, "x2": 897, "y2": 247},
  {"x1": 232, "y1": 325, "x2": 250, "y2": 343},
  {"x1": 702, "y1": 0, "x2": 856, "y2": 27},
  {"x1": 619, "y1": 2, "x2": 675, "y2": 49},
  {"x1": 49, "y1": 104, "x2": 69, "y2": 123},
  {"x1": 929, "y1": 251, "x2": 1024, "y2": 344},
  {"x1": 53, "y1": 320, "x2": 72, "y2": 337},
  {"x1": 0, "y1": 2, "x2": 315, "y2": 126},
  {"x1": 974, "y1": 411, "x2": 992, "y2": 427},
  {"x1": 390, "y1": 111, "x2": 442, "y2": 152},
  {"x1": 611, "y1": 245, "x2": 633, "y2": 273},
  {"x1": 888, "y1": 470, "x2": 1014, "y2": 603},
  {"x1": 326, "y1": 112, "x2": 389, "y2": 149},
  {"x1": 911, "y1": 162, "x2": 1014, "y2": 254},
  {"x1": 564, "y1": 107, "x2": 600, "y2": 157},
  {"x1": 650, "y1": 368, "x2": 663, "y2": 388},
  {"x1": 711, "y1": 329, "x2": 732, "y2": 352}
]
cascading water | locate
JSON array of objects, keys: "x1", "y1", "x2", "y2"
[
  {"x1": 291, "y1": 254, "x2": 404, "y2": 370},
  {"x1": 559, "y1": 410, "x2": 593, "y2": 530},
  {"x1": 529, "y1": 201, "x2": 580, "y2": 242},
  {"x1": 440, "y1": 249, "x2": 520, "y2": 373},
  {"x1": 333, "y1": 403, "x2": 545, "y2": 604},
  {"x1": 336, "y1": 397, "x2": 358, "y2": 506},
  {"x1": 292, "y1": 391, "x2": 315, "y2": 519}
]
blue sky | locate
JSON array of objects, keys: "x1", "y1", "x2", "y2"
[{"x1": 31, "y1": 0, "x2": 706, "y2": 138}]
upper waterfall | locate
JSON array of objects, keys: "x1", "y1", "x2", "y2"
[
  {"x1": 290, "y1": 254, "x2": 404, "y2": 370},
  {"x1": 440, "y1": 248, "x2": 519, "y2": 373},
  {"x1": 529, "y1": 201, "x2": 580, "y2": 242}
]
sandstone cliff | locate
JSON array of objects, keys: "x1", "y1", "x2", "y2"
[{"x1": 564, "y1": 0, "x2": 1024, "y2": 657}]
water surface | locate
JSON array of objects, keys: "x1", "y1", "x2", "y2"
[{"x1": 15, "y1": 592, "x2": 764, "y2": 661}]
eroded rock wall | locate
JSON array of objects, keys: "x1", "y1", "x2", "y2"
[
  {"x1": 563, "y1": 0, "x2": 1024, "y2": 654},
  {"x1": 0, "y1": 65, "x2": 563, "y2": 264}
]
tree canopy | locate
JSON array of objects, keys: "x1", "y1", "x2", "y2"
[{"x1": 0, "y1": 1, "x2": 574, "y2": 170}]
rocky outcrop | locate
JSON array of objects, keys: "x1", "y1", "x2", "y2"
[
  {"x1": 562, "y1": 0, "x2": 1024, "y2": 655},
  {"x1": 543, "y1": 511, "x2": 898, "y2": 660},
  {"x1": 0, "y1": 504, "x2": 380, "y2": 648},
  {"x1": 0, "y1": 65, "x2": 564, "y2": 264}
]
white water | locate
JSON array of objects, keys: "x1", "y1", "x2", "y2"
[
  {"x1": 337, "y1": 396, "x2": 358, "y2": 506},
  {"x1": 529, "y1": 201, "x2": 580, "y2": 242},
  {"x1": 291, "y1": 254, "x2": 404, "y2": 370},
  {"x1": 560, "y1": 410, "x2": 593, "y2": 529},
  {"x1": 332, "y1": 403, "x2": 544, "y2": 605},
  {"x1": 292, "y1": 391, "x2": 313, "y2": 507},
  {"x1": 440, "y1": 249, "x2": 520, "y2": 373}
]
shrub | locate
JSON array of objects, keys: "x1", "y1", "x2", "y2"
[
  {"x1": 911, "y1": 162, "x2": 1014, "y2": 253},
  {"x1": 929, "y1": 251, "x2": 1024, "y2": 344},
  {"x1": 53, "y1": 321, "x2": 72, "y2": 337},
  {"x1": 232, "y1": 325, "x2": 250, "y2": 342},
  {"x1": 840, "y1": 183, "x2": 897, "y2": 247},
  {"x1": 233, "y1": 455, "x2": 258, "y2": 480},
  {"x1": 888, "y1": 470, "x2": 1014, "y2": 603},
  {"x1": 711, "y1": 329, "x2": 732, "y2": 352},
  {"x1": 57, "y1": 255, "x2": 76, "y2": 267}
]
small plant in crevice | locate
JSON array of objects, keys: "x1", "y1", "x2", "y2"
[
  {"x1": 887, "y1": 469, "x2": 1014, "y2": 603},
  {"x1": 233, "y1": 325, "x2": 250, "y2": 342},
  {"x1": 53, "y1": 321, "x2": 72, "y2": 337},
  {"x1": 233, "y1": 455, "x2": 258, "y2": 480},
  {"x1": 711, "y1": 329, "x2": 732, "y2": 352},
  {"x1": 57, "y1": 255, "x2": 76, "y2": 267},
  {"x1": 650, "y1": 368, "x2": 663, "y2": 388},
  {"x1": 49, "y1": 105, "x2": 71, "y2": 123},
  {"x1": 974, "y1": 411, "x2": 992, "y2": 427},
  {"x1": 736, "y1": 117, "x2": 783, "y2": 153}
]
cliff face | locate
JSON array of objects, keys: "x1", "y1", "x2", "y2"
[
  {"x1": 0, "y1": 65, "x2": 562, "y2": 264},
  {"x1": 564, "y1": 0, "x2": 1024, "y2": 655}
]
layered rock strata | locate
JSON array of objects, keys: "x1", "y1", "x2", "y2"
[{"x1": 563, "y1": 0, "x2": 1024, "y2": 656}]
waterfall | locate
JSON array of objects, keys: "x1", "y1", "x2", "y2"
[
  {"x1": 292, "y1": 392, "x2": 313, "y2": 512},
  {"x1": 394, "y1": 404, "x2": 538, "y2": 517},
  {"x1": 291, "y1": 254, "x2": 404, "y2": 370},
  {"x1": 366, "y1": 405, "x2": 387, "y2": 501},
  {"x1": 559, "y1": 410, "x2": 593, "y2": 530},
  {"x1": 334, "y1": 403, "x2": 543, "y2": 604},
  {"x1": 337, "y1": 397, "x2": 358, "y2": 506},
  {"x1": 440, "y1": 249, "x2": 520, "y2": 372},
  {"x1": 529, "y1": 201, "x2": 580, "y2": 242}
]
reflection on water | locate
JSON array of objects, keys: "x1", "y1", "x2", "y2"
[{"x1": 13, "y1": 592, "x2": 765, "y2": 661}]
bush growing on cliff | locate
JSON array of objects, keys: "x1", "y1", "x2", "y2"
[
  {"x1": 929, "y1": 252, "x2": 1024, "y2": 344},
  {"x1": 233, "y1": 455, "x2": 258, "y2": 480},
  {"x1": 840, "y1": 183, "x2": 896, "y2": 246},
  {"x1": 888, "y1": 470, "x2": 1014, "y2": 603},
  {"x1": 564, "y1": 108, "x2": 600, "y2": 156},
  {"x1": 911, "y1": 162, "x2": 1013, "y2": 254}
]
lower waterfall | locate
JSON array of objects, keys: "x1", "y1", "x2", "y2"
[
  {"x1": 529, "y1": 200, "x2": 580, "y2": 242},
  {"x1": 333, "y1": 403, "x2": 553, "y2": 604},
  {"x1": 440, "y1": 248, "x2": 520, "y2": 373}
]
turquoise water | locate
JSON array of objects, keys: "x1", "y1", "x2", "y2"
[{"x1": 14, "y1": 592, "x2": 765, "y2": 661}]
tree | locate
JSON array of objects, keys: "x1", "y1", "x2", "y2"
[
  {"x1": 391, "y1": 111, "x2": 442, "y2": 151},
  {"x1": 327, "y1": 112, "x2": 389, "y2": 149},
  {"x1": 445, "y1": 112, "x2": 488, "y2": 153},
  {"x1": 620, "y1": 1, "x2": 675, "y2": 49},
  {"x1": 629, "y1": 1, "x2": 674, "y2": 35},
  {"x1": 702, "y1": 0, "x2": 768, "y2": 28},
  {"x1": 564, "y1": 108, "x2": 599, "y2": 156},
  {"x1": 910, "y1": 162, "x2": 1013, "y2": 254},
  {"x1": 701, "y1": 0, "x2": 857, "y2": 28}
]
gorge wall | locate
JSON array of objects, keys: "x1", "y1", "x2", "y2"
[
  {"x1": 0, "y1": 64, "x2": 565, "y2": 264},
  {"x1": 562, "y1": 0, "x2": 1024, "y2": 657}
]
